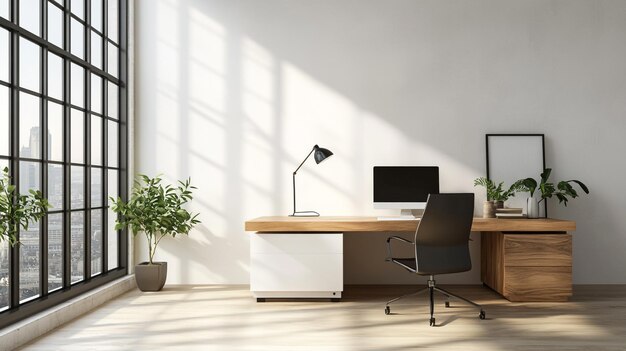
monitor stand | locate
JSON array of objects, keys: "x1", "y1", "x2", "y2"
[
  {"x1": 399, "y1": 209, "x2": 414, "y2": 217},
  {"x1": 377, "y1": 209, "x2": 423, "y2": 221}
]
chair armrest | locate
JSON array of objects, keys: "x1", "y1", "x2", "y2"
[{"x1": 385, "y1": 236, "x2": 414, "y2": 262}]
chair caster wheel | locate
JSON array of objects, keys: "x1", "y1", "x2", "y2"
[
  {"x1": 429, "y1": 317, "x2": 435, "y2": 326},
  {"x1": 445, "y1": 301, "x2": 450, "y2": 308},
  {"x1": 479, "y1": 310, "x2": 486, "y2": 320},
  {"x1": 384, "y1": 306, "x2": 390, "y2": 315}
]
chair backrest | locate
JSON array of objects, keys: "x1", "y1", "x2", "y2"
[{"x1": 413, "y1": 193, "x2": 475, "y2": 275}]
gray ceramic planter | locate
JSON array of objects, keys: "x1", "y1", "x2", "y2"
[{"x1": 135, "y1": 262, "x2": 168, "y2": 291}]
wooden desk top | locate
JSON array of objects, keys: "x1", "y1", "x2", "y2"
[{"x1": 245, "y1": 216, "x2": 576, "y2": 233}]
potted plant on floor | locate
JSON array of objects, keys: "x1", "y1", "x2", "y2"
[
  {"x1": 111, "y1": 175, "x2": 200, "y2": 291},
  {"x1": 0, "y1": 167, "x2": 50, "y2": 246},
  {"x1": 474, "y1": 177, "x2": 525, "y2": 217},
  {"x1": 519, "y1": 168, "x2": 589, "y2": 218}
]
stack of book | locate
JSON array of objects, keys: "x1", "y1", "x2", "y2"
[{"x1": 495, "y1": 208, "x2": 526, "y2": 219}]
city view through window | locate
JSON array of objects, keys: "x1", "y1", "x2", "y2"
[{"x1": 0, "y1": 0, "x2": 126, "y2": 325}]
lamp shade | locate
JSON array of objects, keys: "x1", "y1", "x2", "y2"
[{"x1": 313, "y1": 145, "x2": 333, "y2": 164}]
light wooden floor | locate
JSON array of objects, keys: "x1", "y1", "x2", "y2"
[{"x1": 19, "y1": 285, "x2": 626, "y2": 351}]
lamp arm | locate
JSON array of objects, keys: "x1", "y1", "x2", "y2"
[
  {"x1": 292, "y1": 146, "x2": 317, "y2": 215},
  {"x1": 293, "y1": 146, "x2": 316, "y2": 175}
]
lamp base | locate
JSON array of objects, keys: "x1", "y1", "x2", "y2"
[{"x1": 290, "y1": 211, "x2": 320, "y2": 217}]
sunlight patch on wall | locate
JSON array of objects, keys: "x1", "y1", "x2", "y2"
[
  {"x1": 189, "y1": 7, "x2": 226, "y2": 114},
  {"x1": 154, "y1": 93, "x2": 180, "y2": 175},
  {"x1": 240, "y1": 36, "x2": 283, "y2": 215},
  {"x1": 188, "y1": 6, "x2": 225, "y2": 73}
]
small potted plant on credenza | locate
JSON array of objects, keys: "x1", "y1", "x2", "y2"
[
  {"x1": 474, "y1": 177, "x2": 525, "y2": 218},
  {"x1": 111, "y1": 174, "x2": 200, "y2": 291}
]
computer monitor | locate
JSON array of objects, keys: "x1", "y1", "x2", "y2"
[{"x1": 373, "y1": 166, "x2": 439, "y2": 216}]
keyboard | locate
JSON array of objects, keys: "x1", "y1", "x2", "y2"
[{"x1": 377, "y1": 216, "x2": 421, "y2": 221}]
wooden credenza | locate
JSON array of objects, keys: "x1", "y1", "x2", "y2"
[
  {"x1": 245, "y1": 216, "x2": 576, "y2": 302},
  {"x1": 481, "y1": 232, "x2": 572, "y2": 301}
]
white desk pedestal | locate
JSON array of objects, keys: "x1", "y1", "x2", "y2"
[{"x1": 250, "y1": 233, "x2": 343, "y2": 301}]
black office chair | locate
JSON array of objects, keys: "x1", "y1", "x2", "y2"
[{"x1": 384, "y1": 193, "x2": 485, "y2": 326}]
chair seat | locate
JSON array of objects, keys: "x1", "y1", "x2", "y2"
[{"x1": 391, "y1": 258, "x2": 417, "y2": 272}]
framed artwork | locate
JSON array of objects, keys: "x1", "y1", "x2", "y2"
[{"x1": 486, "y1": 134, "x2": 546, "y2": 214}]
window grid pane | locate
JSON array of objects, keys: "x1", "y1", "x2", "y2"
[
  {"x1": 19, "y1": 37, "x2": 41, "y2": 93},
  {"x1": 91, "y1": 167, "x2": 101, "y2": 207},
  {"x1": 70, "y1": 63, "x2": 84, "y2": 108},
  {"x1": 91, "y1": 30, "x2": 103, "y2": 69},
  {"x1": 107, "y1": 81, "x2": 118, "y2": 119},
  {"x1": 48, "y1": 101, "x2": 64, "y2": 161},
  {"x1": 107, "y1": 169, "x2": 118, "y2": 270},
  {"x1": 107, "y1": 120, "x2": 118, "y2": 167},
  {"x1": 19, "y1": 0, "x2": 41, "y2": 36},
  {"x1": 19, "y1": 161, "x2": 40, "y2": 193},
  {"x1": 91, "y1": 209, "x2": 102, "y2": 276},
  {"x1": 70, "y1": 211, "x2": 84, "y2": 283},
  {"x1": 47, "y1": 52, "x2": 64, "y2": 101},
  {"x1": 71, "y1": 165, "x2": 84, "y2": 209},
  {"x1": 70, "y1": 0, "x2": 85, "y2": 19},
  {"x1": 90, "y1": 73, "x2": 102, "y2": 114},
  {"x1": 47, "y1": 2, "x2": 64, "y2": 48},
  {"x1": 90, "y1": 0, "x2": 102, "y2": 32},
  {"x1": 19, "y1": 92, "x2": 41, "y2": 159},
  {"x1": 48, "y1": 213, "x2": 63, "y2": 292},
  {"x1": 0, "y1": 86, "x2": 8, "y2": 156},
  {"x1": 91, "y1": 114, "x2": 102, "y2": 165},
  {"x1": 70, "y1": 17, "x2": 84, "y2": 59},
  {"x1": 0, "y1": 0, "x2": 10, "y2": 20},
  {"x1": 48, "y1": 163, "x2": 63, "y2": 210},
  {"x1": 0, "y1": 28, "x2": 8, "y2": 83},
  {"x1": 106, "y1": 42, "x2": 117, "y2": 78},
  {"x1": 70, "y1": 108, "x2": 84, "y2": 163},
  {"x1": 107, "y1": 0, "x2": 118, "y2": 43}
]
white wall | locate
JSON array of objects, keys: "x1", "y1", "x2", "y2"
[{"x1": 134, "y1": 0, "x2": 626, "y2": 285}]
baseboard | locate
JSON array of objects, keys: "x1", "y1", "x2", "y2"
[{"x1": 0, "y1": 275, "x2": 136, "y2": 350}]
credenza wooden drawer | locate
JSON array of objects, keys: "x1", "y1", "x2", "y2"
[
  {"x1": 504, "y1": 234, "x2": 572, "y2": 267},
  {"x1": 504, "y1": 266, "x2": 572, "y2": 302}
]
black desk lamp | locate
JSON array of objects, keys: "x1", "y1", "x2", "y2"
[{"x1": 290, "y1": 144, "x2": 333, "y2": 217}]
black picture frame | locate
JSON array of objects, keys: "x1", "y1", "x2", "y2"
[{"x1": 485, "y1": 134, "x2": 546, "y2": 215}]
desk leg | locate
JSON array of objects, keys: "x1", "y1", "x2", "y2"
[{"x1": 481, "y1": 231, "x2": 504, "y2": 295}]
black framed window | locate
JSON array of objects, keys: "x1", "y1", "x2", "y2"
[{"x1": 0, "y1": 0, "x2": 128, "y2": 327}]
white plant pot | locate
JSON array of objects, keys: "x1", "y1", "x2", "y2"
[
  {"x1": 527, "y1": 197, "x2": 547, "y2": 218},
  {"x1": 527, "y1": 197, "x2": 540, "y2": 218}
]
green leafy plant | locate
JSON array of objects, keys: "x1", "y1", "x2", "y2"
[
  {"x1": 111, "y1": 175, "x2": 200, "y2": 265},
  {"x1": 519, "y1": 168, "x2": 589, "y2": 206},
  {"x1": 474, "y1": 177, "x2": 526, "y2": 202},
  {"x1": 0, "y1": 167, "x2": 50, "y2": 246}
]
